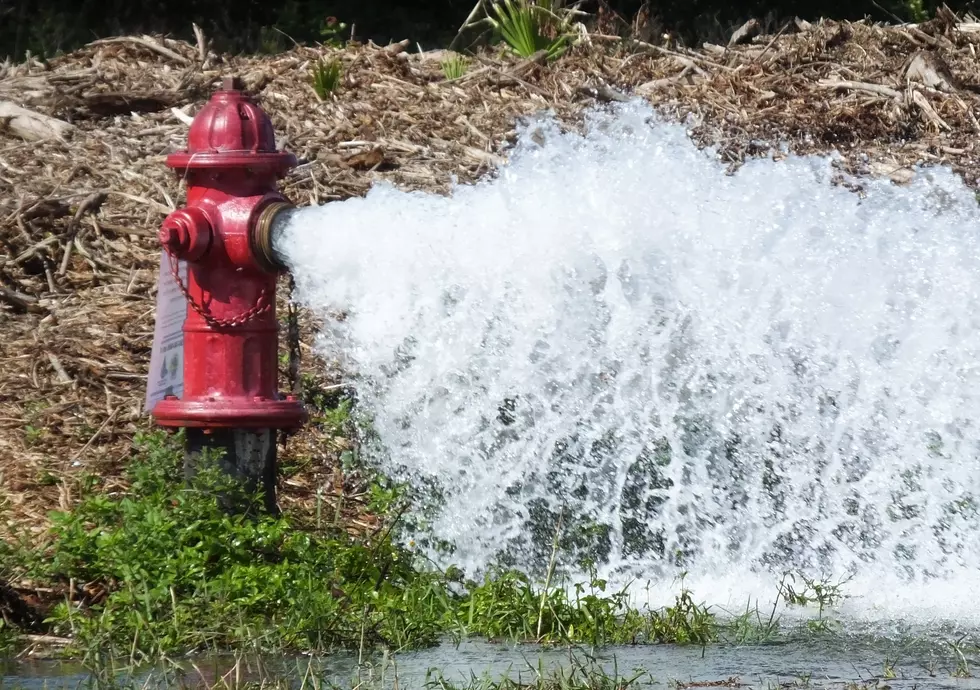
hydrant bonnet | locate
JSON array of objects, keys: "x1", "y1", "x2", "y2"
[{"x1": 166, "y1": 77, "x2": 297, "y2": 177}]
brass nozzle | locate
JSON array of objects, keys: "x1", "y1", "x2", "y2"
[{"x1": 252, "y1": 201, "x2": 295, "y2": 273}]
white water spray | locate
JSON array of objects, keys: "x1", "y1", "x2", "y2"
[{"x1": 276, "y1": 101, "x2": 980, "y2": 625}]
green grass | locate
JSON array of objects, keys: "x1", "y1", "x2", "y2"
[
  {"x1": 457, "y1": 566, "x2": 715, "y2": 646},
  {"x1": 14, "y1": 431, "x2": 455, "y2": 661},
  {"x1": 441, "y1": 54, "x2": 469, "y2": 80},
  {"x1": 424, "y1": 652, "x2": 654, "y2": 690},
  {"x1": 311, "y1": 58, "x2": 343, "y2": 99},
  {"x1": 487, "y1": 0, "x2": 574, "y2": 61}
]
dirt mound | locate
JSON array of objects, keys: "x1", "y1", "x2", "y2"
[{"x1": 1, "y1": 12, "x2": 980, "y2": 534}]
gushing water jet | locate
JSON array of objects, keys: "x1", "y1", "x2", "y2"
[{"x1": 269, "y1": 103, "x2": 980, "y2": 625}]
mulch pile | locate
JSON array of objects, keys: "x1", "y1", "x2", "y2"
[{"x1": 2, "y1": 10, "x2": 980, "y2": 537}]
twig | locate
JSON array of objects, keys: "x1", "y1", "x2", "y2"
[
  {"x1": 87, "y1": 36, "x2": 192, "y2": 65},
  {"x1": 0, "y1": 285, "x2": 45, "y2": 313},
  {"x1": 58, "y1": 191, "x2": 107, "y2": 276},
  {"x1": 0, "y1": 101, "x2": 75, "y2": 142},
  {"x1": 590, "y1": 33, "x2": 736, "y2": 72},
  {"x1": 21, "y1": 634, "x2": 71, "y2": 646},
  {"x1": 910, "y1": 89, "x2": 951, "y2": 131},
  {"x1": 536, "y1": 506, "x2": 564, "y2": 641},
  {"x1": 46, "y1": 352, "x2": 73, "y2": 385},
  {"x1": 755, "y1": 21, "x2": 790, "y2": 62},
  {"x1": 192, "y1": 23, "x2": 208, "y2": 63},
  {"x1": 449, "y1": 0, "x2": 487, "y2": 52},
  {"x1": 816, "y1": 78, "x2": 902, "y2": 99},
  {"x1": 10, "y1": 236, "x2": 59, "y2": 266},
  {"x1": 64, "y1": 407, "x2": 119, "y2": 470},
  {"x1": 578, "y1": 82, "x2": 631, "y2": 103},
  {"x1": 170, "y1": 106, "x2": 194, "y2": 126},
  {"x1": 107, "y1": 190, "x2": 172, "y2": 215}
]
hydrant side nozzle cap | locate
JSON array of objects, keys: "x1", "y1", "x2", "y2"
[{"x1": 160, "y1": 207, "x2": 213, "y2": 261}]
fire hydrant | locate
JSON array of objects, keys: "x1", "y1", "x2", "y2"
[{"x1": 152, "y1": 76, "x2": 306, "y2": 513}]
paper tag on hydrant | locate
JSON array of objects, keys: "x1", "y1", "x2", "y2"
[{"x1": 145, "y1": 254, "x2": 188, "y2": 413}]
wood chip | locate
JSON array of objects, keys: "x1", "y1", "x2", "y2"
[
  {"x1": 730, "y1": 19, "x2": 761, "y2": 46},
  {"x1": 904, "y1": 51, "x2": 959, "y2": 92},
  {"x1": 0, "y1": 101, "x2": 74, "y2": 142}
]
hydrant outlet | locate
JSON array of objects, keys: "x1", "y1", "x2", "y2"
[
  {"x1": 160, "y1": 207, "x2": 213, "y2": 261},
  {"x1": 251, "y1": 201, "x2": 296, "y2": 273}
]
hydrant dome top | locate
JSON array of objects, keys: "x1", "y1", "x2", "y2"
[{"x1": 166, "y1": 77, "x2": 297, "y2": 175}]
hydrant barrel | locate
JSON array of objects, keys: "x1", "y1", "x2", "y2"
[{"x1": 151, "y1": 77, "x2": 306, "y2": 432}]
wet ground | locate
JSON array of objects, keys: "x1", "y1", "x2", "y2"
[{"x1": 5, "y1": 634, "x2": 980, "y2": 690}]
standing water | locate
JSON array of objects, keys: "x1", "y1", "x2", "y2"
[{"x1": 275, "y1": 101, "x2": 980, "y2": 629}]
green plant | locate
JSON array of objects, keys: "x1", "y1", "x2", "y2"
[
  {"x1": 24, "y1": 425, "x2": 45, "y2": 446},
  {"x1": 320, "y1": 16, "x2": 349, "y2": 47},
  {"x1": 949, "y1": 636, "x2": 974, "y2": 678},
  {"x1": 441, "y1": 53, "x2": 469, "y2": 80},
  {"x1": 645, "y1": 589, "x2": 716, "y2": 645},
  {"x1": 452, "y1": 564, "x2": 714, "y2": 646},
  {"x1": 490, "y1": 0, "x2": 574, "y2": 60},
  {"x1": 425, "y1": 651, "x2": 652, "y2": 690},
  {"x1": 0, "y1": 620, "x2": 16, "y2": 657},
  {"x1": 903, "y1": 0, "x2": 929, "y2": 21},
  {"x1": 258, "y1": 25, "x2": 286, "y2": 54},
  {"x1": 23, "y1": 431, "x2": 456, "y2": 659},
  {"x1": 779, "y1": 572, "x2": 848, "y2": 615},
  {"x1": 311, "y1": 58, "x2": 343, "y2": 100},
  {"x1": 455, "y1": 0, "x2": 581, "y2": 61},
  {"x1": 0, "y1": 420, "x2": 827, "y2": 662},
  {"x1": 724, "y1": 594, "x2": 781, "y2": 644}
]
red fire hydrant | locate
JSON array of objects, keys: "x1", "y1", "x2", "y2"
[{"x1": 152, "y1": 76, "x2": 306, "y2": 512}]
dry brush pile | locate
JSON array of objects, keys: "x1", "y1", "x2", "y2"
[{"x1": 1, "y1": 9, "x2": 980, "y2": 535}]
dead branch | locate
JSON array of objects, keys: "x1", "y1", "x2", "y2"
[
  {"x1": 815, "y1": 79, "x2": 903, "y2": 99},
  {"x1": 87, "y1": 36, "x2": 192, "y2": 65}
]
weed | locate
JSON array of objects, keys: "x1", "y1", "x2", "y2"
[
  {"x1": 311, "y1": 58, "x2": 343, "y2": 100},
  {"x1": 949, "y1": 636, "x2": 974, "y2": 678},
  {"x1": 317, "y1": 397, "x2": 352, "y2": 436},
  {"x1": 0, "y1": 390, "x2": 847, "y2": 662},
  {"x1": 320, "y1": 16, "x2": 349, "y2": 47},
  {"x1": 724, "y1": 596, "x2": 781, "y2": 644},
  {"x1": 490, "y1": 0, "x2": 574, "y2": 60},
  {"x1": 24, "y1": 424, "x2": 46, "y2": 446},
  {"x1": 456, "y1": 565, "x2": 715, "y2": 646},
  {"x1": 645, "y1": 589, "x2": 716, "y2": 645},
  {"x1": 456, "y1": 0, "x2": 582, "y2": 61},
  {"x1": 2, "y1": 425, "x2": 730, "y2": 660},
  {"x1": 779, "y1": 572, "x2": 848, "y2": 614},
  {"x1": 426, "y1": 649, "x2": 653, "y2": 690},
  {"x1": 23, "y1": 431, "x2": 453, "y2": 659},
  {"x1": 441, "y1": 53, "x2": 469, "y2": 80}
]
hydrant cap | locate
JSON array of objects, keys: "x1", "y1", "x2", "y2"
[{"x1": 166, "y1": 77, "x2": 297, "y2": 176}]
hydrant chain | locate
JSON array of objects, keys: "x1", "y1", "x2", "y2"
[{"x1": 166, "y1": 251, "x2": 272, "y2": 329}]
